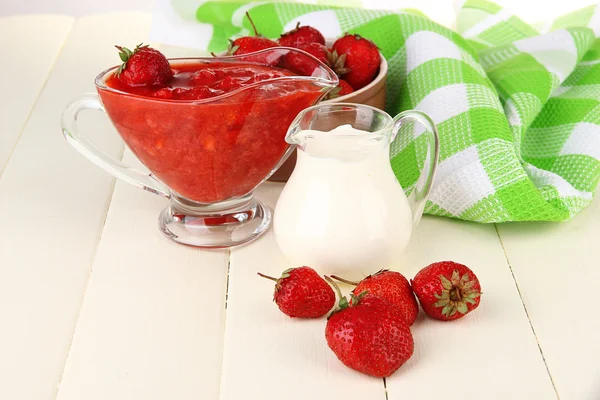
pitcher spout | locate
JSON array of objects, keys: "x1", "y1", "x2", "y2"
[{"x1": 285, "y1": 103, "x2": 395, "y2": 160}]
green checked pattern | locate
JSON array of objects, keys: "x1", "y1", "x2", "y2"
[{"x1": 165, "y1": 0, "x2": 600, "y2": 222}]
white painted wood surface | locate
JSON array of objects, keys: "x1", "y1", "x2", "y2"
[
  {"x1": 221, "y1": 183, "x2": 386, "y2": 400},
  {"x1": 0, "y1": 13, "x2": 138, "y2": 400},
  {"x1": 0, "y1": 15, "x2": 73, "y2": 173},
  {"x1": 2, "y1": 10, "x2": 600, "y2": 400},
  {"x1": 386, "y1": 219, "x2": 557, "y2": 399},
  {"x1": 56, "y1": 154, "x2": 229, "y2": 400},
  {"x1": 223, "y1": 187, "x2": 557, "y2": 400},
  {"x1": 497, "y1": 196, "x2": 600, "y2": 400}
]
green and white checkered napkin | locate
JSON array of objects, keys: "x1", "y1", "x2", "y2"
[{"x1": 154, "y1": 0, "x2": 600, "y2": 222}]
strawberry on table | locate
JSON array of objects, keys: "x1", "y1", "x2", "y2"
[
  {"x1": 331, "y1": 269, "x2": 419, "y2": 326},
  {"x1": 325, "y1": 79, "x2": 354, "y2": 100},
  {"x1": 330, "y1": 34, "x2": 380, "y2": 90},
  {"x1": 411, "y1": 261, "x2": 482, "y2": 321},
  {"x1": 115, "y1": 43, "x2": 172, "y2": 87},
  {"x1": 283, "y1": 42, "x2": 329, "y2": 76},
  {"x1": 325, "y1": 291, "x2": 414, "y2": 377},
  {"x1": 279, "y1": 23, "x2": 325, "y2": 47},
  {"x1": 258, "y1": 267, "x2": 336, "y2": 318},
  {"x1": 228, "y1": 12, "x2": 279, "y2": 55}
]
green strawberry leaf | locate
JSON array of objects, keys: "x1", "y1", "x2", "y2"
[{"x1": 440, "y1": 275, "x2": 453, "y2": 290}]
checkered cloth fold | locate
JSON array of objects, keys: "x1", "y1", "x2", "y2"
[{"x1": 158, "y1": 0, "x2": 600, "y2": 222}]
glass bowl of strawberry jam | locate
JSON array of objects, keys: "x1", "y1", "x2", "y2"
[{"x1": 62, "y1": 47, "x2": 338, "y2": 247}]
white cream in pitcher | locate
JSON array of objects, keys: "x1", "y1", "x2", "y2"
[{"x1": 274, "y1": 124, "x2": 413, "y2": 278}]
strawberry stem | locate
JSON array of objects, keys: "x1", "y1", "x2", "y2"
[
  {"x1": 330, "y1": 275, "x2": 360, "y2": 286},
  {"x1": 257, "y1": 272, "x2": 278, "y2": 282},
  {"x1": 324, "y1": 276, "x2": 343, "y2": 300},
  {"x1": 245, "y1": 12, "x2": 260, "y2": 36}
]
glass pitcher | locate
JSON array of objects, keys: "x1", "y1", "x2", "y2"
[
  {"x1": 273, "y1": 103, "x2": 439, "y2": 277},
  {"x1": 62, "y1": 48, "x2": 338, "y2": 248}
]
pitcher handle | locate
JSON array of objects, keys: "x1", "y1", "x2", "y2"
[
  {"x1": 61, "y1": 93, "x2": 171, "y2": 198},
  {"x1": 392, "y1": 110, "x2": 439, "y2": 226}
]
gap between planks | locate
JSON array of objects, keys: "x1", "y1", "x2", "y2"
[
  {"x1": 0, "y1": 16, "x2": 79, "y2": 399},
  {"x1": 216, "y1": 248, "x2": 232, "y2": 400},
  {"x1": 53, "y1": 148, "x2": 125, "y2": 400},
  {"x1": 383, "y1": 378, "x2": 389, "y2": 400},
  {"x1": 493, "y1": 224, "x2": 560, "y2": 400}
]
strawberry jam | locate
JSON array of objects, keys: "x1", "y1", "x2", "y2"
[{"x1": 99, "y1": 61, "x2": 327, "y2": 203}]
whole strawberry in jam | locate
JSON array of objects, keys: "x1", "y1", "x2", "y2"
[
  {"x1": 258, "y1": 267, "x2": 336, "y2": 318},
  {"x1": 325, "y1": 292, "x2": 414, "y2": 377},
  {"x1": 228, "y1": 12, "x2": 279, "y2": 55},
  {"x1": 152, "y1": 86, "x2": 219, "y2": 100},
  {"x1": 283, "y1": 42, "x2": 328, "y2": 76},
  {"x1": 411, "y1": 261, "x2": 482, "y2": 321},
  {"x1": 325, "y1": 79, "x2": 354, "y2": 99},
  {"x1": 331, "y1": 34, "x2": 380, "y2": 90},
  {"x1": 331, "y1": 269, "x2": 419, "y2": 326},
  {"x1": 115, "y1": 44, "x2": 172, "y2": 87},
  {"x1": 279, "y1": 23, "x2": 325, "y2": 47}
]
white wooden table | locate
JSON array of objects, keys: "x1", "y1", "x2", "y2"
[{"x1": 1, "y1": 12, "x2": 599, "y2": 400}]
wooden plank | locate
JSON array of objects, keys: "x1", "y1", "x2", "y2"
[
  {"x1": 52, "y1": 20, "x2": 229, "y2": 400},
  {"x1": 0, "y1": 15, "x2": 74, "y2": 173},
  {"x1": 496, "y1": 196, "x2": 600, "y2": 400},
  {"x1": 223, "y1": 185, "x2": 556, "y2": 400},
  {"x1": 221, "y1": 183, "x2": 386, "y2": 400},
  {"x1": 0, "y1": 13, "x2": 150, "y2": 400},
  {"x1": 55, "y1": 153, "x2": 229, "y2": 400},
  {"x1": 384, "y1": 218, "x2": 557, "y2": 399}
]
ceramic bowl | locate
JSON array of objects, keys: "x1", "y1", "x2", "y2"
[{"x1": 269, "y1": 51, "x2": 387, "y2": 182}]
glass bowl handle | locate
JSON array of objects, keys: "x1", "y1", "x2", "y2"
[
  {"x1": 392, "y1": 110, "x2": 439, "y2": 226},
  {"x1": 61, "y1": 93, "x2": 170, "y2": 198}
]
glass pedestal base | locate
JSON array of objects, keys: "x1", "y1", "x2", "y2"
[{"x1": 158, "y1": 194, "x2": 271, "y2": 248}]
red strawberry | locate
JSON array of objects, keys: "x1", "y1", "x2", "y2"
[
  {"x1": 228, "y1": 36, "x2": 279, "y2": 55},
  {"x1": 336, "y1": 79, "x2": 354, "y2": 96},
  {"x1": 115, "y1": 43, "x2": 172, "y2": 87},
  {"x1": 190, "y1": 68, "x2": 226, "y2": 86},
  {"x1": 258, "y1": 267, "x2": 336, "y2": 318},
  {"x1": 212, "y1": 76, "x2": 243, "y2": 93},
  {"x1": 152, "y1": 87, "x2": 175, "y2": 99},
  {"x1": 330, "y1": 34, "x2": 380, "y2": 90},
  {"x1": 152, "y1": 87, "x2": 219, "y2": 100},
  {"x1": 411, "y1": 261, "x2": 482, "y2": 321},
  {"x1": 325, "y1": 79, "x2": 355, "y2": 100},
  {"x1": 279, "y1": 23, "x2": 325, "y2": 47},
  {"x1": 283, "y1": 42, "x2": 328, "y2": 76},
  {"x1": 325, "y1": 292, "x2": 414, "y2": 377},
  {"x1": 228, "y1": 12, "x2": 279, "y2": 55},
  {"x1": 331, "y1": 269, "x2": 419, "y2": 325},
  {"x1": 173, "y1": 87, "x2": 219, "y2": 100}
]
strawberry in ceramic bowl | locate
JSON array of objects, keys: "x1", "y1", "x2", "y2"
[{"x1": 324, "y1": 34, "x2": 386, "y2": 109}]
